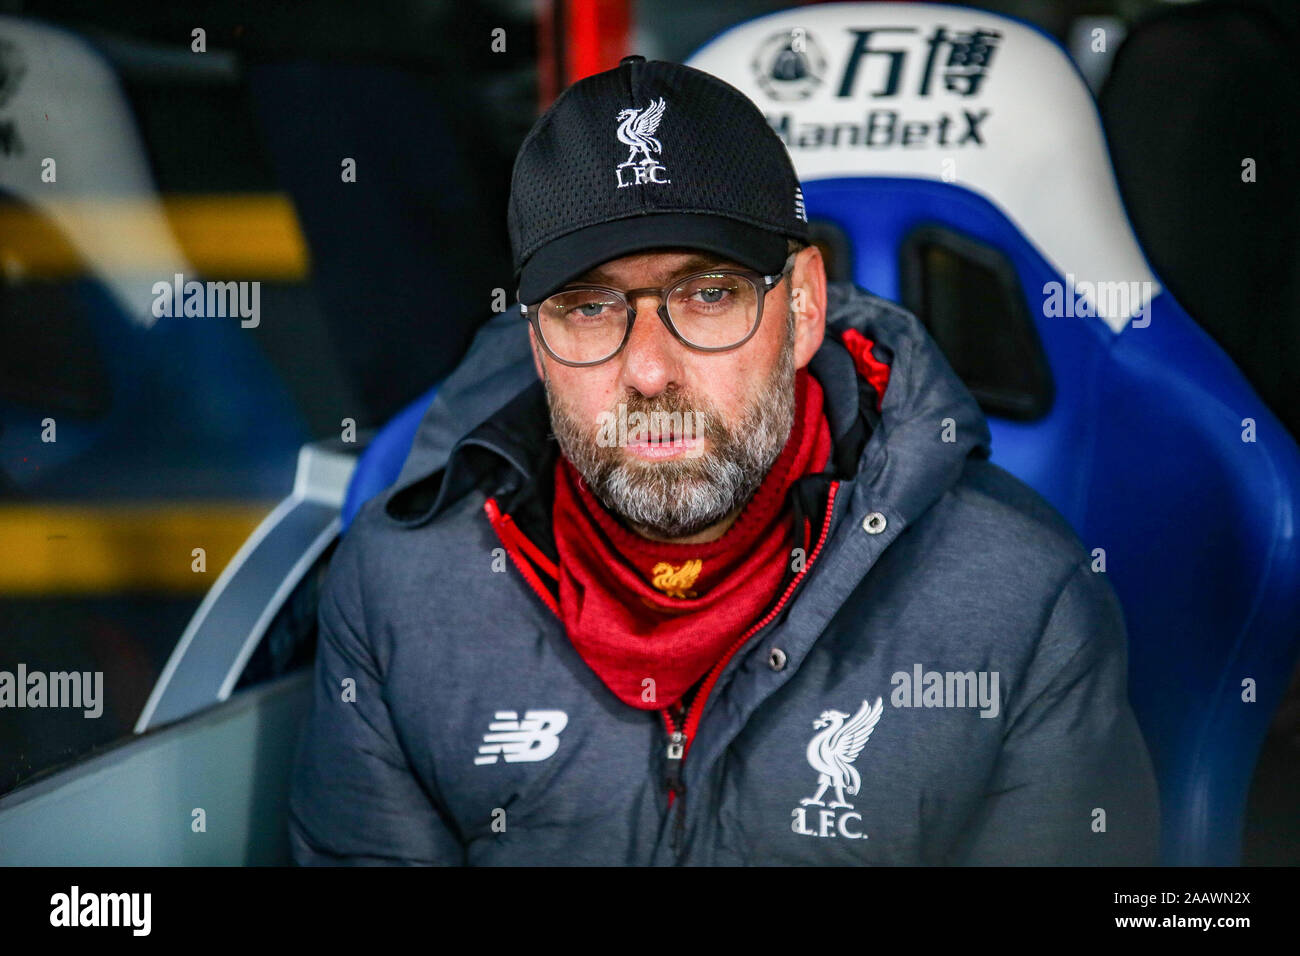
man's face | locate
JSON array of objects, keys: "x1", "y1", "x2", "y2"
[{"x1": 530, "y1": 245, "x2": 827, "y2": 540}]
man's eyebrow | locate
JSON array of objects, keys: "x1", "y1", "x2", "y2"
[{"x1": 574, "y1": 254, "x2": 739, "y2": 287}]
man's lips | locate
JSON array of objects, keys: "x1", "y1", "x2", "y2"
[{"x1": 623, "y1": 436, "x2": 704, "y2": 460}]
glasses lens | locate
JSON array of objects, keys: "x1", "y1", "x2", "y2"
[
  {"x1": 667, "y1": 273, "x2": 760, "y2": 348},
  {"x1": 538, "y1": 289, "x2": 628, "y2": 363}
]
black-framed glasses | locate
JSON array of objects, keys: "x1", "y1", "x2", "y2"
[{"x1": 521, "y1": 252, "x2": 795, "y2": 367}]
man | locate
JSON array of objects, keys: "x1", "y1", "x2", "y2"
[{"x1": 289, "y1": 56, "x2": 1159, "y2": 865}]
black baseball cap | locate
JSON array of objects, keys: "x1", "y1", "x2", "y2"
[{"x1": 509, "y1": 55, "x2": 810, "y2": 305}]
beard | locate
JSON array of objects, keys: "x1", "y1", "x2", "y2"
[{"x1": 545, "y1": 308, "x2": 797, "y2": 539}]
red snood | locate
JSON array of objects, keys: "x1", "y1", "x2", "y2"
[{"x1": 550, "y1": 369, "x2": 832, "y2": 709}]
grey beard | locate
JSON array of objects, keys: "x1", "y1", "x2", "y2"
[{"x1": 545, "y1": 309, "x2": 797, "y2": 539}]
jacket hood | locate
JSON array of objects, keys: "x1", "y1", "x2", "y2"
[{"x1": 380, "y1": 281, "x2": 991, "y2": 532}]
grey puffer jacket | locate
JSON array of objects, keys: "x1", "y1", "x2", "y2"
[{"x1": 288, "y1": 282, "x2": 1160, "y2": 865}]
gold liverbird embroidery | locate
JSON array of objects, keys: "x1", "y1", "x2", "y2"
[{"x1": 651, "y1": 559, "x2": 702, "y2": 599}]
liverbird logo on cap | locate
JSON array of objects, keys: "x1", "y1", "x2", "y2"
[{"x1": 615, "y1": 97, "x2": 670, "y2": 188}]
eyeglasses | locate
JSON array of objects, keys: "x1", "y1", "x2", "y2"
[{"x1": 520, "y1": 253, "x2": 795, "y2": 367}]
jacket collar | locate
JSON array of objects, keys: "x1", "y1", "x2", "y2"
[{"x1": 385, "y1": 379, "x2": 552, "y2": 528}]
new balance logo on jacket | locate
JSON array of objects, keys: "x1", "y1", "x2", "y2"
[{"x1": 474, "y1": 710, "x2": 568, "y2": 765}]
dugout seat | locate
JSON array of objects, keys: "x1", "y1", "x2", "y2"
[
  {"x1": 684, "y1": 2, "x2": 1300, "y2": 864},
  {"x1": 341, "y1": 385, "x2": 440, "y2": 531},
  {"x1": 340, "y1": 2, "x2": 1300, "y2": 865}
]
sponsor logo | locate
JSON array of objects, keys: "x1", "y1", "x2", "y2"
[
  {"x1": 755, "y1": 24, "x2": 1003, "y2": 153},
  {"x1": 791, "y1": 697, "x2": 882, "y2": 840},
  {"x1": 769, "y1": 107, "x2": 988, "y2": 150},
  {"x1": 834, "y1": 26, "x2": 1001, "y2": 100},
  {"x1": 615, "y1": 97, "x2": 670, "y2": 188},
  {"x1": 474, "y1": 709, "x2": 568, "y2": 765}
]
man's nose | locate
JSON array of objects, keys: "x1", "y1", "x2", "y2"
[{"x1": 618, "y1": 294, "x2": 681, "y2": 397}]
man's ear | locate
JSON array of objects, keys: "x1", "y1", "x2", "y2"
[
  {"x1": 527, "y1": 324, "x2": 547, "y2": 382},
  {"x1": 789, "y1": 244, "x2": 827, "y2": 370}
]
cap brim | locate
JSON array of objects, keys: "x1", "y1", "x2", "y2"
[{"x1": 517, "y1": 213, "x2": 789, "y2": 305}]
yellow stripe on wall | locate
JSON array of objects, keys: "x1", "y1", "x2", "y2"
[
  {"x1": 0, "y1": 502, "x2": 276, "y2": 595},
  {"x1": 0, "y1": 194, "x2": 310, "y2": 280},
  {"x1": 163, "y1": 195, "x2": 310, "y2": 278}
]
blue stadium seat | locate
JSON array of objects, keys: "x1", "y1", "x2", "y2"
[
  {"x1": 690, "y1": 3, "x2": 1300, "y2": 864},
  {"x1": 340, "y1": 384, "x2": 441, "y2": 532},
  {"x1": 340, "y1": 2, "x2": 1300, "y2": 866}
]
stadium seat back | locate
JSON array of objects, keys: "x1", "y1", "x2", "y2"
[
  {"x1": 341, "y1": 2, "x2": 1300, "y2": 866},
  {"x1": 688, "y1": 2, "x2": 1300, "y2": 865}
]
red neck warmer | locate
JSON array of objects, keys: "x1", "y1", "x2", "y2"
[{"x1": 550, "y1": 369, "x2": 832, "y2": 709}]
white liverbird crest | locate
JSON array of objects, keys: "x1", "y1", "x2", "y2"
[
  {"x1": 800, "y1": 697, "x2": 884, "y2": 809},
  {"x1": 615, "y1": 97, "x2": 667, "y2": 168}
]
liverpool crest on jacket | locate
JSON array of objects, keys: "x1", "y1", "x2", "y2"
[{"x1": 791, "y1": 697, "x2": 883, "y2": 840}]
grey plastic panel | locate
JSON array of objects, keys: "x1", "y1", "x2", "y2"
[
  {"x1": 0, "y1": 671, "x2": 311, "y2": 865},
  {"x1": 135, "y1": 441, "x2": 355, "y2": 732}
]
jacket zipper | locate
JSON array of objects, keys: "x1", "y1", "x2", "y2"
[
  {"x1": 486, "y1": 482, "x2": 842, "y2": 858},
  {"x1": 659, "y1": 480, "x2": 840, "y2": 854},
  {"x1": 663, "y1": 708, "x2": 688, "y2": 852}
]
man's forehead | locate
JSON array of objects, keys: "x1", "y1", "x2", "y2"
[{"x1": 574, "y1": 249, "x2": 743, "y2": 286}]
